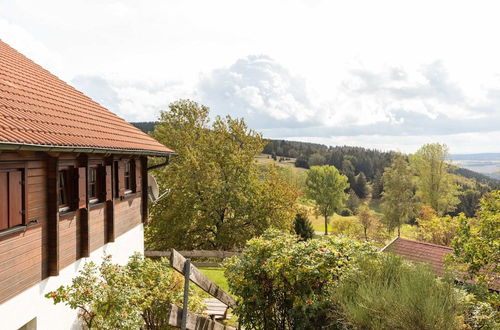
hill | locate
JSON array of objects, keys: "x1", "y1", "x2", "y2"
[{"x1": 130, "y1": 121, "x2": 500, "y2": 190}]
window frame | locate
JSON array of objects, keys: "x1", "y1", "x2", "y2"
[
  {"x1": 57, "y1": 168, "x2": 72, "y2": 213},
  {"x1": 88, "y1": 166, "x2": 100, "y2": 204},
  {"x1": 123, "y1": 159, "x2": 136, "y2": 195}
]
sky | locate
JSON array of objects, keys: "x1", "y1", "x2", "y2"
[{"x1": 1, "y1": 0, "x2": 500, "y2": 154}]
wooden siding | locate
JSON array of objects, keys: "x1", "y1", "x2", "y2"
[{"x1": 0, "y1": 152, "x2": 146, "y2": 304}]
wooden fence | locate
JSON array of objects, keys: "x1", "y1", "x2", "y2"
[
  {"x1": 165, "y1": 249, "x2": 237, "y2": 330},
  {"x1": 145, "y1": 250, "x2": 241, "y2": 267}
]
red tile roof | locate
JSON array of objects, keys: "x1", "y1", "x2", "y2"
[
  {"x1": 0, "y1": 40, "x2": 173, "y2": 156},
  {"x1": 382, "y1": 237, "x2": 499, "y2": 291},
  {"x1": 382, "y1": 237, "x2": 453, "y2": 276}
]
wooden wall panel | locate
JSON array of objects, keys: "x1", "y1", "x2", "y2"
[
  {"x1": 114, "y1": 196, "x2": 142, "y2": 238},
  {"x1": 88, "y1": 205, "x2": 106, "y2": 253}
]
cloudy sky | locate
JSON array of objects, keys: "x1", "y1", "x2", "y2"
[{"x1": 2, "y1": 0, "x2": 500, "y2": 153}]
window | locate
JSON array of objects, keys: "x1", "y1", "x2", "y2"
[
  {"x1": 0, "y1": 169, "x2": 24, "y2": 231},
  {"x1": 123, "y1": 160, "x2": 135, "y2": 194},
  {"x1": 124, "y1": 161, "x2": 131, "y2": 192},
  {"x1": 58, "y1": 170, "x2": 71, "y2": 212},
  {"x1": 88, "y1": 166, "x2": 104, "y2": 204}
]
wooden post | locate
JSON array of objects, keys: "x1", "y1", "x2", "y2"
[
  {"x1": 47, "y1": 155, "x2": 60, "y2": 276},
  {"x1": 105, "y1": 157, "x2": 115, "y2": 243},
  {"x1": 77, "y1": 155, "x2": 89, "y2": 257},
  {"x1": 181, "y1": 259, "x2": 191, "y2": 330}
]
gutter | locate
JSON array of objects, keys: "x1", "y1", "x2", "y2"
[
  {"x1": 0, "y1": 141, "x2": 175, "y2": 157},
  {"x1": 147, "y1": 154, "x2": 172, "y2": 171}
]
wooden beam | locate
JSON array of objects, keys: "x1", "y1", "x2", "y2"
[
  {"x1": 105, "y1": 157, "x2": 115, "y2": 243},
  {"x1": 140, "y1": 156, "x2": 148, "y2": 223},
  {"x1": 170, "y1": 249, "x2": 237, "y2": 308},
  {"x1": 46, "y1": 155, "x2": 60, "y2": 276},
  {"x1": 77, "y1": 154, "x2": 89, "y2": 257},
  {"x1": 167, "y1": 304, "x2": 236, "y2": 330}
]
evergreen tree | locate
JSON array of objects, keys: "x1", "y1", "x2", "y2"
[{"x1": 294, "y1": 211, "x2": 314, "y2": 240}]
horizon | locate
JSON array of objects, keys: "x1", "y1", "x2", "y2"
[{"x1": 2, "y1": 1, "x2": 500, "y2": 154}]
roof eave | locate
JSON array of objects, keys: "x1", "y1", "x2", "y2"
[{"x1": 0, "y1": 142, "x2": 175, "y2": 157}]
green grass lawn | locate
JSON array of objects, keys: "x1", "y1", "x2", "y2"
[{"x1": 198, "y1": 267, "x2": 229, "y2": 292}]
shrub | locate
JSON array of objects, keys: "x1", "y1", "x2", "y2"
[
  {"x1": 335, "y1": 254, "x2": 461, "y2": 330},
  {"x1": 340, "y1": 208, "x2": 353, "y2": 216},
  {"x1": 46, "y1": 254, "x2": 204, "y2": 329},
  {"x1": 294, "y1": 210, "x2": 314, "y2": 240},
  {"x1": 224, "y1": 230, "x2": 375, "y2": 329},
  {"x1": 417, "y1": 213, "x2": 462, "y2": 246}
]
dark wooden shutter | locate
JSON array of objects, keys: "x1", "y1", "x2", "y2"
[
  {"x1": 78, "y1": 167, "x2": 87, "y2": 209},
  {"x1": 135, "y1": 159, "x2": 142, "y2": 193},
  {"x1": 118, "y1": 161, "x2": 125, "y2": 197},
  {"x1": 0, "y1": 173, "x2": 8, "y2": 230},
  {"x1": 105, "y1": 165, "x2": 112, "y2": 201},
  {"x1": 8, "y1": 170, "x2": 23, "y2": 227}
]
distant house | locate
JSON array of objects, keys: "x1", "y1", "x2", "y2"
[
  {"x1": 382, "y1": 237, "x2": 499, "y2": 292},
  {"x1": 0, "y1": 40, "x2": 174, "y2": 329}
]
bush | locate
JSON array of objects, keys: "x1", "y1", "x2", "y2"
[
  {"x1": 224, "y1": 230, "x2": 375, "y2": 329},
  {"x1": 335, "y1": 254, "x2": 461, "y2": 330},
  {"x1": 294, "y1": 210, "x2": 314, "y2": 240},
  {"x1": 46, "y1": 254, "x2": 204, "y2": 329},
  {"x1": 340, "y1": 208, "x2": 353, "y2": 216}
]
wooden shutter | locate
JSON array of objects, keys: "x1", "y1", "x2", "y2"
[
  {"x1": 118, "y1": 161, "x2": 125, "y2": 197},
  {"x1": 0, "y1": 173, "x2": 8, "y2": 230},
  {"x1": 135, "y1": 159, "x2": 142, "y2": 193},
  {"x1": 78, "y1": 167, "x2": 87, "y2": 209},
  {"x1": 105, "y1": 165, "x2": 112, "y2": 201},
  {"x1": 8, "y1": 170, "x2": 23, "y2": 227}
]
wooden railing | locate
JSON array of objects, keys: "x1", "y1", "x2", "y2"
[
  {"x1": 145, "y1": 250, "x2": 241, "y2": 267},
  {"x1": 165, "y1": 249, "x2": 237, "y2": 330}
]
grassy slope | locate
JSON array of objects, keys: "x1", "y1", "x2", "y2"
[{"x1": 198, "y1": 267, "x2": 229, "y2": 292}]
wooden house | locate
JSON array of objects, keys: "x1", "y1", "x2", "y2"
[{"x1": 0, "y1": 40, "x2": 173, "y2": 329}]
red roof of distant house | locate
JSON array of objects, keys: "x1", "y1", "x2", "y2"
[
  {"x1": 0, "y1": 40, "x2": 173, "y2": 156},
  {"x1": 382, "y1": 237, "x2": 499, "y2": 291}
]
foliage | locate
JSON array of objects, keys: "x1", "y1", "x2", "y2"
[
  {"x1": 305, "y1": 165, "x2": 349, "y2": 235},
  {"x1": 147, "y1": 100, "x2": 298, "y2": 250},
  {"x1": 340, "y1": 208, "x2": 353, "y2": 216},
  {"x1": 381, "y1": 154, "x2": 416, "y2": 236},
  {"x1": 335, "y1": 253, "x2": 462, "y2": 330},
  {"x1": 416, "y1": 213, "x2": 462, "y2": 246},
  {"x1": 450, "y1": 190, "x2": 500, "y2": 287},
  {"x1": 45, "y1": 254, "x2": 204, "y2": 329},
  {"x1": 455, "y1": 289, "x2": 500, "y2": 329},
  {"x1": 454, "y1": 189, "x2": 482, "y2": 218},
  {"x1": 356, "y1": 203, "x2": 377, "y2": 241},
  {"x1": 308, "y1": 152, "x2": 326, "y2": 166},
  {"x1": 294, "y1": 210, "x2": 314, "y2": 240},
  {"x1": 410, "y1": 143, "x2": 460, "y2": 215},
  {"x1": 345, "y1": 189, "x2": 361, "y2": 212},
  {"x1": 353, "y1": 172, "x2": 368, "y2": 199},
  {"x1": 224, "y1": 230, "x2": 376, "y2": 330}
]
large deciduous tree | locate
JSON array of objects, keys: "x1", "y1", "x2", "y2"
[
  {"x1": 450, "y1": 190, "x2": 500, "y2": 287},
  {"x1": 146, "y1": 100, "x2": 298, "y2": 250},
  {"x1": 410, "y1": 143, "x2": 459, "y2": 215},
  {"x1": 381, "y1": 154, "x2": 416, "y2": 236},
  {"x1": 305, "y1": 165, "x2": 349, "y2": 235}
]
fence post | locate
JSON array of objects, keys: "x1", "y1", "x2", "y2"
[{"x1": 181, "y1": 258, "x2": 191, "y2": 330}]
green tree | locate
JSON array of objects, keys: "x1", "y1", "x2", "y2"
[
  {"x1": 224, "y1": 230, "x2": 375, "y2": 330},
  {"x1": 410, "y1": 143, "x2": 459, "y2": 215},
  {"x1": 308, "y1": 152, "x2": 326, "y2": 166},
  {"x1": 357, "y1": 203, "x2": 376, "y2": 241},
  {"x1": 294, "y1": 210, "x2": 314, "y2": 241},
  {"x1": 305, "y1": 165, "x2": 349, "y2": 235},
  {"x1": 381, "y1": 154, "x2": 416, "y2": 236},
  {"x1": 147, "y1": 100, "x2": 298, "y2": 250},
  {"x1": 450, "y1": 190, "x2": 500, "y2": 287},
  {"x1": 345, "y1": 189, "x2": 361, "y2": 212},
  {"x1": 353, "y1": 172, "x2": 368, "y2": 199}
]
